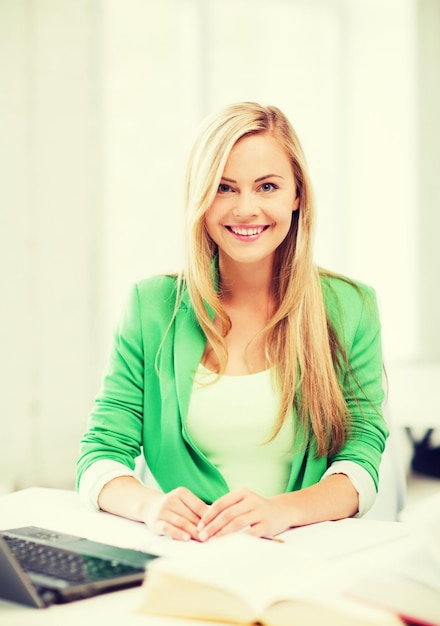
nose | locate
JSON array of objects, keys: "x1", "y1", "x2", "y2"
[{"x1": 232, "y1": 192, "x2": 259, "y2": 218}]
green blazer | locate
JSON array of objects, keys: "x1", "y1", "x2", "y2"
[{"x1": 76, "y1": 273, "x2": 388, "y2": 503}]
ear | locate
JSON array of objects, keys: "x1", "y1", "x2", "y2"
[{"x1": 293, "y1": 195, "x2": 300, "y2": 212}]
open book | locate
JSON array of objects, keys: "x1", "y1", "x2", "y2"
[
  {"x1": 137, "y1": 534, "x2": 401, "y2": 626},
  {"x1": 347, "y1": 497, "x2": 440, "y2": 626}
]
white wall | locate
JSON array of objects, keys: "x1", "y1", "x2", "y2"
[
  {"x1": 1, "y1": 0, "x2": 99, "y2": 491},
  {"x1": 0, "y1": 0, "x2": 435, "y2": 492},
  {"x1": 417, "y1": 0, "x2": 440, "y2": 360}
]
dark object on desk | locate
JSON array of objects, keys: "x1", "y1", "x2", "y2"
[
  {"x1": 0, "y1": 525, "x2": 158, "y2": 608},
  {"x1": 409, "y1": 428, "x2": 440, "y2": 478}
]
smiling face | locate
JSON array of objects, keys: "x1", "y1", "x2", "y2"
[{"x1": 204, "y1": 132, "x2": 299, "y2": 272}]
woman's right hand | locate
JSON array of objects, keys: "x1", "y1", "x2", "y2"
[
  {"x1": 98, "y1": 477, "x2": 209, "y2": 542},
  {"x1": 140, "y1": 486, "x2": 210, "y2": 541}
]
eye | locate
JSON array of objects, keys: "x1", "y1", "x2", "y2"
[
  {"x1": 218, "y1": 183, "x2": 234, "y2": 193},
  {"x1": 260, "y1": 182, "x2": 278, "y2": 193}
]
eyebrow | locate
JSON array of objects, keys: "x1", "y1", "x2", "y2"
[{"x1": 221, "y1": 174, "x2": 285, "y2": 183}]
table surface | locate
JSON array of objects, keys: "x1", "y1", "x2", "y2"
[{"x1": 0, "y1": 487, "x2": 414, "y2": 626}]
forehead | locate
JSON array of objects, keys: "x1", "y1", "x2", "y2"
[{"x1": 224, "y1": 133, "x2": 292, "y2": 174}]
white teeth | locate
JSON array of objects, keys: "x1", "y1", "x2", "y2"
[{"x1": 230, "y1": 226, "x2": 265, "y2": 236}]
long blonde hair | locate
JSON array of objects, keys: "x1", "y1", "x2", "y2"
[{"x1": 180, "y1": 102, "x2": 349, "y2": 457}]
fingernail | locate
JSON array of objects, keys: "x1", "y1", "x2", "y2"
[{"x1": 198, "y1": 529, "x2": 208, "y2": 541}]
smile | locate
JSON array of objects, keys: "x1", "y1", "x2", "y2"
[{"x1": 226, "y1": 225, "x2": 269, "y2": 238}]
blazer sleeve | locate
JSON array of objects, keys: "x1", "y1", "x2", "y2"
[
  {"x1": 328, "y1": 282, "x2": 389, "y2": 490},
  {"x1": 76, "y1": 283, "x2": 145, "y2": 487}
]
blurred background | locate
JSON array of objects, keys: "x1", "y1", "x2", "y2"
[{"x1": 0, "y1": 0, "x2": 439, "y2": 501}]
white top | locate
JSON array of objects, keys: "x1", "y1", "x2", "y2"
[
  {"x1": 185, "y1": 365, "x2": 294, "y2": 497},
  {"x1": 79, "y1": 366, "x2": 376, "y2": 516}
]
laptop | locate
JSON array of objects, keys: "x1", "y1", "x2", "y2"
[{"x1": 0, "y1": 525, "x2": 159, "y2": 608}]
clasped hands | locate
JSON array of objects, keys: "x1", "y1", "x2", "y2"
[{"x1": 143, "y1": 486, "x2": 288, "y2": 542}]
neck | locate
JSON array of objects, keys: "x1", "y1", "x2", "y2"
[{"x1": 218, "y1": 255, "x2": 274, "y2": 307}]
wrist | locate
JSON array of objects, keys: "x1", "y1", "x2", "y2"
[{"x1": 136, "y1": 489, "x2": 162, "y2": 528}]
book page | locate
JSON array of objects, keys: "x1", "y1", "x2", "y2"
[
  {"x1": 345, "y1": 505, "x2": 440, "y2": 626},
  {"x1": 140, "y1": 533, "x2": 321, "y2": 616},
  {"x1": 139, "y1": 533, "x2": 402, "y2": 625},
  {"x1": 277, "y1": 518, "x2": 410, "y2": 559}
]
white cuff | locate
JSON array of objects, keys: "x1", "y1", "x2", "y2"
[
  {"x1": 321, "y1": 461, "x2": 376, "y2": 517},
  {"x1": 78, "y1": 460, "x2": 137, "y2": 511}
]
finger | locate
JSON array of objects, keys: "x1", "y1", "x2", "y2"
[
  {"x1": 153, "y1": 489, "x2": 209, "y2": 541},
  {"x1": 155, "y1": 488, "x2": 203, "y2": 525},
  {"x1": 200, "y1": 511, "x2": 255, "y2": 540},
  {"x1": 175, "y1": 487, "x2": 210, "y2": 521},
  {"x1": 152, "y1": 506, "x2": 201, "y2": 541},
  {"x1": 154, "y1": 518, "x2": 192, "y2": 542},
  {"x1": 199, "y1": 490, "x2": 245, "y2": 527},
  {"x1": 198, "y1": 499, "x2": 255, "y2": 540}
]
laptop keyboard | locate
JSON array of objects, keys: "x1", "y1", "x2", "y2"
[{"x1": 3, "y1": 535, "x2": 145, "y2": 584}]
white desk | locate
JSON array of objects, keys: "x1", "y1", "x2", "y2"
[{"x1": 0, "y1": 488, "x2": 415, "y2": 625}]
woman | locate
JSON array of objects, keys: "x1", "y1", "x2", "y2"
[{"x1": 76, "y1": 102, "x2": 388, "y2": 541}]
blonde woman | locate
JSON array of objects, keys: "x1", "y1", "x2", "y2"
[{"x1": 77, "y1": 102, "x2": 388, "y2": 541}]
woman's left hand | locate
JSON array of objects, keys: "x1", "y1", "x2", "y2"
[{"x1": 196, "y1": 487, "x2": 290, "y2": 541}]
